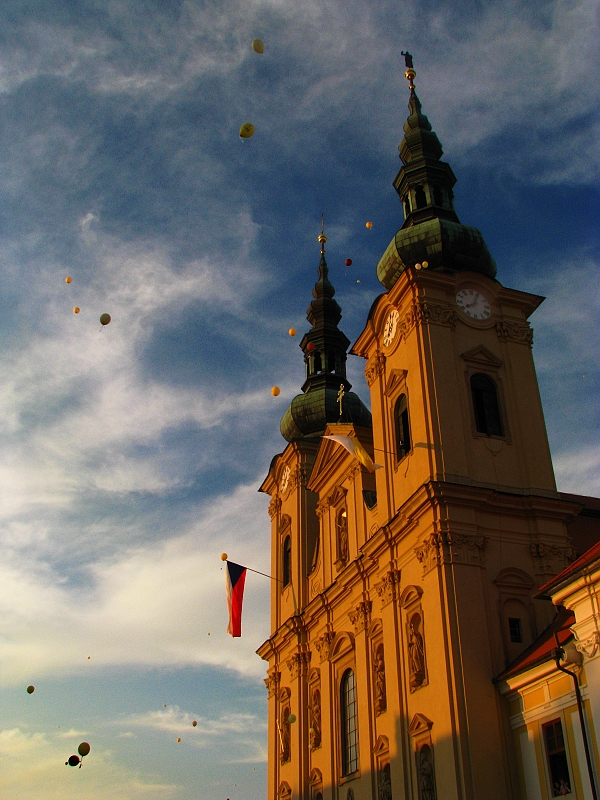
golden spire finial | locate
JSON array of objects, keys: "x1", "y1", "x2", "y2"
[
  {"x1": 317, "y1": 213, "x2": 327, "y2": 253},
  {"x1": 401, "y1": 51, "x2": 415, "y2": 89}
]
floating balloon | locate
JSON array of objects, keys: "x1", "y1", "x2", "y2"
[
  {"x1": 67, "y1": 755, "x2": 80, "y2": 767},
  {"x1": 164, "y1": 704, "x2": 167, "y2": 708},
  {"x1": 271, "y1": 386, "x2": 280, "y2": 397},
  {"x1": 193, "y1": 720, "x2": 198, "y2": 727},
  {"x1": 177, "y1": 737, "x2": 181, "y2": 743},
  {"x1": 415, "y1": 262, "x2": 422, "y2": 270},
  {"x1": 306, "y1": 342, "x2": 315, "y2": 352},
  {"x1": 65, "y1": 276, "x2": 72, "y2": 284},
  {"x1": 288, "y1": 328, "x2": 296, "y2": 337},
  {"x1": 251, "y1": 39, "x2": 264, "y2": 54},
  {"x1": 220, "y1": 553, "x2": 228, "y2": 561},
  {"x1": 422, "y1": 260, "x2": 429, "y2": 268},
  {"x1": 345, "y1": 258, "x2": 352, "y2": 266},
  {"x1": 73, "y1": 307, "x2": 80, "y2": 314},
  {"x1": 239, "y1": 123, "x2": 255, "y2": 139},
  {"x1": 288, "y1": 714, "x2": 297, "y2": 724},
  {"x1": 365, "y1": 221, "x2": 373, "y2": 229},
  {"x1": 26, "y1": 685, "x2": 35, "y2": 694},
  {"x1": 357, "y1": 280, "x2": 361, "y2": 283},
  {"x1": 88, "y1": 656, "x2": 90, "y2": 659},
  {"x1": 78, "y1": 742, "x2": 91, "y2": 757},
  {"x1": 99, "y1": 313, "x2": 111, "y2": 326}
]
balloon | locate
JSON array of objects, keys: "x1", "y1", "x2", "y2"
[
  {"x1": 192, "y1": 720, "x2": 197, "y2": 727},
  {"x1": 366, "y1": 221, "x2": 373, "y2": 229},
  {"x1": 164, "y1": 704, "x2": 167, "y2": 708},
  {"x1": 239, "y1": 123, "x2": 255, "y2": 139},
  {"x1": 422, "y1": 260, "x2": 429, "y2": 268},
  {"x1": 73, "y1": 307, "x2": 80, "y2": 314},
  {"x1": 345, "y1": 259, "x2": 352, "y2": 266},
  {"x1": 288, "y1": 714, "x2": 297, "y2": 724},
  {"x1": 99, "y1": 313, "x2": 111, "y2": 326},
  {"x1": 415, "y1": 262, "x2": 422, "y2": 270},
  {"x1": 220, "y1": 553, "x2": 228, "y2": 561},
  {"x1": 251, "y1": 39, "x2": 264, "y2": 54},
  {"x1": 27, "y1": 685, "x2": 35, "y2": 694},
  {"x1": 67, "y1": 755, "x2": 80, "y2": 767},
  {"x1": 65, "y1": 276, "x2": 72, "y2": 284},
  {"x1": 306, "y1": 342, "x2": 315, "y2": 352},
  {"x1": 177, "y1": 737, "x2": 181, "y2": 743},
  {"x1": 271, "y1": 386, "x2": 280, "y2": 397},
  {"x1": 288, "y1": 328, "x2": 296, "y2": 337},
  {"x1": 78, "y1": 742, "x2": 91, "y2": 757},
  {"x1": 88, "y1": 656, "x2": 90, "y2": 659}
]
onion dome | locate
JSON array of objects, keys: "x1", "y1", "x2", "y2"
[
  {"x1": 280, "y1": 224, "x2": 372, "y2": 442},
  {"x1": 377, "y1": 54, "x2": 496, "y2": 289}
]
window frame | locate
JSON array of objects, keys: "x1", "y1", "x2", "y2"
[
  {"x1": 282, "y1": 534, "x2": 291, "y2": 588},
  {"x1": 542, "y1": 717, "x2": 573, "y2": 797},
  {"x1": 340, "y1": 668, "x2": 359, "y2": 777},
  {"x1": 394, "y1": 392, "x2": 411, "y2": 462}
]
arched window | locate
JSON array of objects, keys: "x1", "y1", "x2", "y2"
[
  {"x1": 282, "y1": 535, "x2": 291, "y2": 587},
  {"x1": 395, "y1": 394, "x2": 411, "y2": 460},
  {"x1": 341, "y1": 669, "x2": 359, "y2": 775},
  {"x1": 470, "y1": 373, "x2": 503, "y2": 436},
  {"x1": 415, "y1": 186, "x2": 427, "y2": 209}
]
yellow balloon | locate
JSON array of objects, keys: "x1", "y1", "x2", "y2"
[
  {"x1": 288, "y1": 328, "x2": 296, "y2": 337},
  {"x1": 365, "y1": 221, "x2": 373, "y2": 229},
  {"x1": 251, "y1": 39, "x2": 264, "y2": 54},
  {"x1": 220, "y1": 553, "x2": 228, "y2": 561},
  {"x1": 271, "y1": 386, "x2": 280, "y2": 397},
  {"x1": 65, "y1": 276, "x2": 72, "y2": 284},
  {"x1": 73, "y1": 307, "x2": 80, "y2": 314},
  {"x1": 239, "y1": 123, "x2": 255, "y2": 139}
]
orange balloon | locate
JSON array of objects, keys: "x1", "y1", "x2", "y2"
[
  {"x1": 65, "y1": 276, "x2": 72, "y2": 284},
  {"x1": 288, "y1": 328, "x2": 296, "y2": 337},
  {"x1": 192, "y1": 720, "x2": 198, "y2": 727},
  {"x1": 177, "y1": 737, "x2": 181, "y2": 743},
  {"x1": 365, "y1": 221, "x2": 373, "y2": 229},
  {"x1": 271, "y1": 386, "x2": 280, "y2": 397},
  {"x1": 73, "y1": 307, "x2": 80, "y2": 314}
]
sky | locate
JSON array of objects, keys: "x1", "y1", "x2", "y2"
[{"x1": 0, "y1": 0, "x2": 598, "y2": 798}]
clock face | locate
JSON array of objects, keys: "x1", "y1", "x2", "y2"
[
  {"x1": 456, "y1": 289, "x2": 491, "y2": 320},
  {"x1": 280, "y1": 465, "x2": 291, "y2": 494},
  {"x1": 383, "y1": 309, "x2": 400, "y2": 347}
]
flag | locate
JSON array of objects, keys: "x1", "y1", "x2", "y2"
[
  {"x1": 323, "y1": 434, "x2": 383, "y2": 472},
  {"x1": 225, "y1": 560, "x2": 247, "y2": 637}
]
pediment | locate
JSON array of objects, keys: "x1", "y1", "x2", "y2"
[
  {"x1": 279, "y1": 781, "x2": 292, "y2": 800},
  {"x1": 494, "y1": 567, "x2": 535, "y2": 590},
  {"x1": 328, "y1": 485, "x2": 347, "y2": 507},
  {"x1": 373, "y1": 735, "x2": 389, "y2": 756},
  {"x1": 461, "y1": 345, "x2": 503, "y2": 368},
  {"x1": 400, "y1": 584, "x2": 423, "y2": 608},
  {"x1": 331, "y1": 631, "x2": 355, "y2": 659},
  {"x1": 384, "y1": 368, "x2": 408, "y2": 398},
  {"x1": 408, "y1": 713, "x2": 433, "y2": 737},
  {"x1": 309, "y1": 768, "x2": 323, "y2": 786}
]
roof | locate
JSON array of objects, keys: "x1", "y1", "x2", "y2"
[
  {"x1": 537, "y1": 539, "x2": 600, "y2": 599},
  {"x1": 494, "y1": 607, "x2": 575, "y2": 682}
]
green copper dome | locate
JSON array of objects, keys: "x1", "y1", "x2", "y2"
[{"x1": 280, "y1": 232, "x2": 372, "y2": 443}]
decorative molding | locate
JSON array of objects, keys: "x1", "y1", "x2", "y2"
[
  {"x1": 286, "y1": 651, "x2": 311, "y2": 680},
  {"x1": 347, "y1": 461, "x2": 362, "y2": 481},
  {"x1": 308, "y1": 768, "x2": 323, "y2": 787},
  {"x1": 365, "y1": 351, "x2": 386, "y2": 387},
  {"x1": 349, "y1": 600, "x2": 372, "y2": 634},
  {"x1": 529, "y1": 542, "x2": 575, "y2": 575},
  {"x1": 374, "y1": 569, "x2": 401, "y2": 607},
  {"x1": 268, "y1": 496, "x2": 282, "y2": 519},
  {"x1": 264, "y1": 670, "x2": 280, "y2": 699},
  {"x1": 460, "y1": 344, "x2": 503, "y2": 369},
  {"x1": 384, "y1": 368, "x2": 408, "y2": 398},
  {"x1": 400, "y1": 584, "x2": 424, "y2": 608},
  {"x1": 575, "y1": 632, "x2": 600, "y2": 659},
  {"x1": 373, "y1": 735, "x2": 390, "y2": 756},
  {"x1": 496, "y1": 320, "x2": 533, "y2": 347},
  {"x1": 415, "y1": 532, "x2": 488, "y2": 575},
  {"x1": 278, "y1": 781, "x2": 292, "y2": 800},
  {"x1": 314, "y1": 632, "x2": 335, "y2": 663},
  {"x1": 328, "y1": 485, "x2": 347, "y2": 507},
  {"x1": 414, "y1": 300, "x2": 456, "y2": 329},
  {"x1": 315, "y1": 498, "x2": 330, "y2": 518},
  {"x1": 291, "y1": 464, "x2": 310, "y2": 491},
  {"x1": 408, "y1": 713, "x2": 434, "y2": 738}
]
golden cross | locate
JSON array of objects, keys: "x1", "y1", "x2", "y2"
[{"x1": 337, "y1": 384, "x2": 345, "y2": 419}]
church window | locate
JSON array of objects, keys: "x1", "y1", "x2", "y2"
[
  {"x1": 341, "y1": 669, "x2": 359, "y2": 775},
  {"x1": 433, "y1": 185, "x2": 444, "y2": 207},
  {"x1": 314, "y1": 352, "x2": 322, "y2": 373},
  {"x1": 542, "y1": 720, "x2": 571, "y2": 796},
  {"x1": 328, "y1": 351, "x2": 336, "y2": 372},
  {"x1": 395, "y1": 394, "x2": 411, "y2": 460},
  {"x1": 403, "y1": 197, "x2": 411, "y2": 218},
  {"x1": 282, "y1": 536, "x2": 291, "y2": 587},
  {"x1": 508, "y1": 617, "x2": 523, "y2": 643},
  {"x1": 471, "y1": 373, "x2": 503, "y2": 436},
  {"x1": 415, "y1": 185, "x2": 427, "y2": 209}
]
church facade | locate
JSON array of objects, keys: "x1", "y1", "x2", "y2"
[{"x1": 257, "y1": 64, "x2": 599, "y2": 800}]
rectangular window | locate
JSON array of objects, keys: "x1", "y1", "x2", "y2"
[
  {"x1": 543, "y1": 719, "x2": 572, "y2": 797},
  {"x1": 508, "y1": 617, "x2": 523, "y2": 643}
]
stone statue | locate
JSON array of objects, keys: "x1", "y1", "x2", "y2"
[
  {"x1": 408, "y1": 614, "x2": 426, "y2": 689},
  {"x1": 418, "y1": 746, "x2": 436, "y2": 800},
  {"x1": 401, "y1": 50, "x2": 414, "y2": 69},
  {"x1": 280, "y1": 708, "x2": 291, "y2": 763},
  {"x1": 378, "y1": 763, "x2": 392, "y2": 800},
  {"x1": 374, "y1": 644, "x2": 387, "y2": 714},
  {"x1": 309, "y1": 688, "x2": 321, "y2": 750},
  {"x1": 338, "y1": 510, "x2": 349, "y2": 563}
]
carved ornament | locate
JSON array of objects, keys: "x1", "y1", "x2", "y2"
[
  {"x1": 529, "y1": 542, "x2": 575, "y2": 575},
  {"x1": 365, "y1": 351, "x2": 386, "y2": 387},
  {"x1": 575, "y1": 632, "x2": 600, "y2": 659},
  {"x1": 287, "y1": 651, "x2": 311, "y2": 680},
  {"x1": 314, "y1": 632, "x2": 335, "y2": 663},
  {"x1": 415, "y1": 532, "x2": 488, "y2": 575},
  {"x1": 349, "y1": 600, "x2": 372, "y2": 634},
  {"x1": 268, "y1": 496, "x2": 282, "y2": 519},
  {"x1": 264, "y1": 670, "x2": 280, "y2": 699},
  {"x1": 414, "y1": 300, "x2": 456, "y2": 329},
  {"x1": 374, "y1": 569, "x2": 401, "y2": 607},
  {"x1": 496, "y1": 321, "x2": 533, "y2": 346}
]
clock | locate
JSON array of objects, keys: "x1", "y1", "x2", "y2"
[
  {"x1": 456, "y1": 289, "x2": 491, "y2": 320},
  {"x1": 280, "y1": 465, "x2": 291, "y2": 494},
  {"x1": 383, "y1": 309, "x2": 400, "y2": 347}
]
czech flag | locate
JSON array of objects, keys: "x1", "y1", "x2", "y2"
[{"x1": 225, "y1": 561, "x2": 247, "y2": 637}]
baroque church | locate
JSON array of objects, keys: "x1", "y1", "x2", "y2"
[{"x1": 257, "y1": 61, "x2": 600, "y2": 800}]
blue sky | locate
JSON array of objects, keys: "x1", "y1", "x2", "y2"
[{"x1": 0, "y1": 1, "x2": 598, "y2": 798}]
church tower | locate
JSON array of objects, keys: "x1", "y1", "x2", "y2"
[{"x1": 258, "y1": 58, "x2": 579, "y2": 800}]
